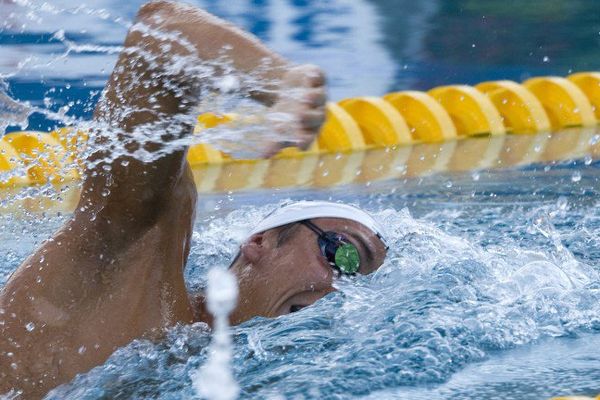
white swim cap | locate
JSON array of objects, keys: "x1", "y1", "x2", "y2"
[{"x1": 250, "y1": 201, "x2": 387, "y2": 245}]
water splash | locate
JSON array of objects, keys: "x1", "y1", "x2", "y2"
[
  {"x1": 38, "y1": 192, "x2": 600, "y2": 399},
  {"x1": 2, "y1": 1, "x2": 600, "y2": 399},
  {"x1": 0, "y1": 88, "x2": 31, "y2": 134},
  {"x1": 0, "y1": 8, "x2": 306, "y2": 210},
  {"x1": 192, "y1": 268, "x2": 239, "y2": 400}
]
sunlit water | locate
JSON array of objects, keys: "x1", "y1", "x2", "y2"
[{"x1": 1, "y1": 0, "x2": 600, "y2": 399}]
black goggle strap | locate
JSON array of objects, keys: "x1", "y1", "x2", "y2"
[
  {"x1": 300, "y1": 220, "x2": 360, "y2": 275},
  {"x1": 300, "y1": 220, "x2": 325, "y2": 237},
  {"x1": 300, "y1": 220, "x2": 338, "y2": 264}
]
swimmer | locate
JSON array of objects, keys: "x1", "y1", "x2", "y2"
[{"x1": 0, "y1": 1, "x2": 387, "y2": 398}]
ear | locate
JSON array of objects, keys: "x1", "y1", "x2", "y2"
[{"x1": 240, "y1": 232, "x2": 266, "y2": 265}]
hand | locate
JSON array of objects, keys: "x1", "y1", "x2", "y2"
[{"x1": 263, "y1": 64, "x2": 326, "y2": 157}]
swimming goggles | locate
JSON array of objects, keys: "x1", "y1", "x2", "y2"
[{"x1": 300, "y1": 220, "x2": 361, "y2": 275}]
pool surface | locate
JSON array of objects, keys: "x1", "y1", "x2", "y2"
[{"x1": 2, "y1": 1, "x2": 600, "y2": 399}]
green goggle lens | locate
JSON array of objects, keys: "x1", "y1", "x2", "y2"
[
  {"x1": 334, "y1": 243, "x2": 360, "y2": 274},
  {"x1": 303, "y1": 221, "x2": 363, "y2": 276}
]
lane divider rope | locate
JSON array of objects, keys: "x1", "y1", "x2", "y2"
[{"x1": 1, "y1": 72, "x2": 599, "y2": 193}]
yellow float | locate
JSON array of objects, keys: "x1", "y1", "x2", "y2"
[
  {"x1": 0, "y1": 72, "x2": 598, "y2": 199},
  {"x1": 523, "y1": 76, "x2": 596, "y2": 129},
  {"x1": 428, "y1": 84, "x2": 506, "y2": 136},
  {"x1": 476, "y1": 80, "x2": 551, "y2": 133}
]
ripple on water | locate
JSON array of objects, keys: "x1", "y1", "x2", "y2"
[{"x1": 43, "y1": 194, "x2": 600, "y2": 399}]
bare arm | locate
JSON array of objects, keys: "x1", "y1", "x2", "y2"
[
  {"x1": 81, "y1": 0, "x2": 323, "y2": 243},
  {"x1": 0, "y1": 1, "x2": 325, "y2": 398}
]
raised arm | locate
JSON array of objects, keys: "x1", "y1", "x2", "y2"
[
  {"x1": 81, "y1": 0, "x2": 325, "y2": 244},
  {"x1": 0, "y1": 1, "x2": 325, "y2": 397}
]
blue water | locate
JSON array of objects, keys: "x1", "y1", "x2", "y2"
[{"x1": 2, "y1": 1, "x2": 600, "y2": 399}]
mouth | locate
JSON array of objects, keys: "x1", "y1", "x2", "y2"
[{"x1": 289, "y1": 304, "x2": 308, "y2": 313}]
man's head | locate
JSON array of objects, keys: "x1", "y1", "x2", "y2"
[{"x1": 226, "y1": 202, "x2": 388, "y2": 325}]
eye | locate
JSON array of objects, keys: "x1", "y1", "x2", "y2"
[{"x1": 289, "y1": 304, "x2": 307, "y2": 313}]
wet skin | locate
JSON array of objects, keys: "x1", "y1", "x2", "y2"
[
  {"x1": 0, "y1": 1, "x2": 385, "y2": 398},
  {"x1": 228, "y1": 218, "x2": 388, "y2": 325}
]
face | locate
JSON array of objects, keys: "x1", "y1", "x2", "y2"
[{"x1": 227, "y1": 218, "x2": 387, "y2": 325}]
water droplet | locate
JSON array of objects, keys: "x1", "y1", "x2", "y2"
[
  {"x1": 556, "y1": 197, "x2": 568, "y2": 212},
  {"x1": 584, "y1": 155, "x2": 593, "y2": 165},
  {"x1": 542, "y1": 56, "x2": 550, "y2": 63},
  {"x1": 445, "y1": 181, "x2": 453, "y2": 188},
  {"x1": 571, "y1": 171, "x2": 582, "y2": 182}
]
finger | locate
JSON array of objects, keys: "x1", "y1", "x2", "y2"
[
  {"x1": 296, "y1": 133, "x2": 319, "y2": 151},
  {"x1": 299, "y1": 108, "x2": 326, "y2": 130},
  {"x1": 302, "y1": 88, "x2": 326, "y2": 108},
  {"x1": 285, "y1": 64, "x2": 326, "y2": 88},
  {"x1": 262, "y1": 139, "x2": 301, "y2": 159},
  {"x1": 278, "y1": 140, "x2": 298, "y2": 149},
  {"x1": 261, "y1": 142, "x2": 281, "y2": 159},
  {"x1": 299, "y1": 64, "x2": 326, "y2": 88}
]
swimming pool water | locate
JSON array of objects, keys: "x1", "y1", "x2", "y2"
[
  {"x1": 0, "y1": 162, "x2": 599, "y2": 399},
  {"x1": 28, "y1": 163, "x2": 600, "y2": 399},
  {"x1": 2, "y1": 0, "x2": 600, "y2": 399}
]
